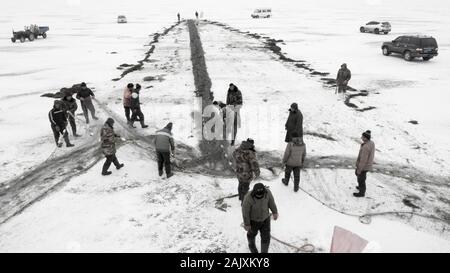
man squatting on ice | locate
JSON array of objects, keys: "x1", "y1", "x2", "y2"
[{"x1": 242, "y1": 183, "x2": 279, "y2": 253}]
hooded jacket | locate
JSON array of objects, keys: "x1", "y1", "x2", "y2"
[
  {"x1": 101, "y1": 120, "x2": 116, "y2": 156},
  {"x1": 242, "y1": 188, "x2": 278, "y2": 226},
  {"x1": 155, "y1": 125, "x2": 175, "y2": 152},
  {"x1": 232, "y1": 141, "x2": 260, "y2": 183},
  {"x1": 336, "y1": 67, "x2": 351, "y2": 85},
  {"x1": 285, "y1": 108, "x2": 303, "y2": 141},
  {"x1": 226, "y1": 86, "x2": 243, "y2": 106},
  {"x1": 356, "y1": 140, "x2": 375, "y2": 172},
  {"x1": 283, "y1": 137, "x2": 306, "y2": 167}
]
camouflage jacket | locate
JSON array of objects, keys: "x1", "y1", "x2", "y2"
[
  {"x1": 61, "y1": 97, "x2": 78, "y2": 113},
  {"x1": 101, "y1": 123, "x2": 116, "y2": 156},
  {"x1": 232, "y1": 141, "x2": 260, "y2": 183}
]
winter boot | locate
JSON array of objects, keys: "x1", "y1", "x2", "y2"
[
  {"x1": 102, "y1": 171, "x2": 112, "y2": 176},
  {"x1": 129, "y1": 122, "x2": 136, "y2": 128},
  {"x1": 158, "y1": 169, "x2": 163, "y2": 176},
  {"x1": 66, "y1": 143, "x2": 75, "y2": 147},
  {"x1": 93, "y1": 116, "x2": 99, "y2": 120},
  {"x1": 353, "y1": 192, "x2": 365, "y2": 197},
  {"x1": 73, "y1": 132, "x2": 81, "y2": 137},
  {"x1": 167, "y1": 172, "x2": 174, "y2": 179},
  {"x1": 141, "y1": 124, "x2": 149, "y2": 128},
  {"x1": 116, "y1": 163, "x2": 124, "y2": 170},
  {"x1": 57, "y1": 142, "x2": 63, "y2": 148},
  {"x1": 282, "y1": 178, "x2": 288, "y2": 186},
  {"x1": 294, "y1": 184, "x2": 299, "y2": 192}
]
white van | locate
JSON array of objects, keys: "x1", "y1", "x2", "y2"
[
  {"x1": 251, "y1": 8, "x2": 272, "y2": 18},
  {"x1": 117, "y1": 15, "x2": 127, "y2": 24}
]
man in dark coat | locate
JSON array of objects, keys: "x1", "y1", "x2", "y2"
[
  {"x1": 76, "y1": 82, "x2": 98, "y2": 124},
  {"x1": 155, "y1": 122, "x2": 175, "y2": 178},
  {"x1": 101, "y1": 118, "x2": 124, "y2": 175},
  {"x1": 226, "y1": 83, "x2": 243, "y2": 145},
  {"x1": 48, "y1": 100, "x2": 74, "y2": 148},
  {"x1": 61, "y1": 91, "x2": 80, "y2": 137},
  {"x1": 336, "y1": 63, "x2": 351, "y2": 96},
  {"x1": 232, "y1": 138, "x2": 260, "y2": 202},
  {"x1": 242, "y1": 183, "x2": 278, "y2": 253},
  {"x1": 284, "y1": 103, "x2": 303, "y2": 142},
  {"x1": 177, "y1": 13, "x2": 180, "y2": 22},
  {"x1": 354, "y1": 130, "x2": 375, "y2": 197},
  {"x1": 130, "y1": 84, "x2": 149, "y2": 129}
]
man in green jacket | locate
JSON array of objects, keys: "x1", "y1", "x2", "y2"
[{"x1": 242, "y1": 183, "x2": 279, "y2": 253}]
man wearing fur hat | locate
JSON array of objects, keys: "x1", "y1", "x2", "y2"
[{"x1": 354, "y1": 130, "x2": 375, "y2": 197}]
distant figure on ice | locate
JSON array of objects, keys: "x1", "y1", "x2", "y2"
[
  {"x1": 48, "y1": 100, "x2": 74, "y2": 148},
  {"x1": 129, "y1": 84, "x2": 149, "y2": 129},
  {"x1": 195, "y1": 11, "x2": 199, "y2": 19},
  {"x1": 101, "y1": 118, "x2": 124, "y2": 176},
  {"x1": 226, "y1": 83, "x2": 243, "y2": 145},
  {"x1": 336, "y1": 63, "x2": 351, "y2": 99},
  {"x1": 61, "y1": 90, "x2": 80, "y2": 137},
  {"x1": 282, "y1": 132, "x2": 306, "y2": 192},
  {"x1": 123, "y1": 83, "x2": 133, "y2": 124},
  {"x1": 76, "y1": 82, "x2": 98, "y2": 124},
  {"x1": 177, "y1": 13, "x2": 180, "y2": 22},
  {"x1": 232, "y1": 138, "x2": 260, "y2": 202},
  {"x1": 285, "y1": 103, "x2": 303, "y2": 143},
  {"x1": 354, "y1": 130, "x2": 375, "y2": 197},
  {"x1": 155, "y1": 122, "x2": 175, "y2": 179},
  {"x1": 242, "y1": 183, "x2": 278, "y2": 253}
]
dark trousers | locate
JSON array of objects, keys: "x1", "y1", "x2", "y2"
[
  {"x1": 157, "y1": 151, "x2": 171, "y2": 175},
  {"x1": 124, "y1": 107, "x2": 131, "y2": 122},
  {"x1": 68, "y1": 112, "x2": 77, "y2": 135},
  {"x1": 247, "y1": 217, "x2": 271, "y2": 253},
  {"x1": 51, "y1": 124, "x2": 70, "y2": 145},
  {"x1": 131, "y1": 108, "x2": 145, "y2": 127},
  {"x1": 102, "y1": 154, "x2": 120, "y2": 173},
  {"x1": 357, "y1": 171, "x2": 368, "y2": 195},
  {"x1": 285, "y1": 165, "x2": 301, "y2": 187},
  {"x1": 81, "y1": 100, "x2": 96, "y2": 123},
  {"x1": 238, "y1": 180, "x2": 250, "y2": 201},
  {"x1": 338, "y1": 83, "x2": 347, "y2": 93}
]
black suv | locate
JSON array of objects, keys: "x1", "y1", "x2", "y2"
[{"x1": 381, "y1": 35, "x2": 438, "y2": 61}]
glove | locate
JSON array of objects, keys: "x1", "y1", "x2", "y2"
[
  {"x1": 244, "y1": 225, "x2": 251, "y2": 231},
  {"x1": 272, "y1": 213, "x2": 279, "y2": 220}
]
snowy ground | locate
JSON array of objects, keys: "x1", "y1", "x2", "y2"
[{"x1": 0, "y1": 0, "x2": 449, "y2": 252}]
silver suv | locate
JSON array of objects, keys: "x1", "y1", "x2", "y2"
[{"x1": 360, "y1": 21, "x2": 391, "y2": 34}]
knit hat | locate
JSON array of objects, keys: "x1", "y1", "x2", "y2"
[
  {"x1": 106, "y1": 117, "x2": 115, "y2": 127},
  {"x1": 136, "y1": 84, "x2": 141, "y2": 90},
  {"x1": 81, "y1": 82, "x2": 86, "y2": 87},
  {"x1": 247, "y1": 138, "x2": 254, "y2": 145},
  {"x1": 362, "y1": 130, "x2": 371, "y2": 140},
  {"x1": 252, "y1": 183, "x2": 266, "y2": 199},
  {"x1": 127, "y1": 83, "x2": 134, "y2": 88},
  {"x1": 166, "y1": 122, "x2": 173, "y2": 131}
]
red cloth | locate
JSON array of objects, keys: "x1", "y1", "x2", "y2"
[{"x1": 330, "y1": 226, "x2": 368, "y2": 253}]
